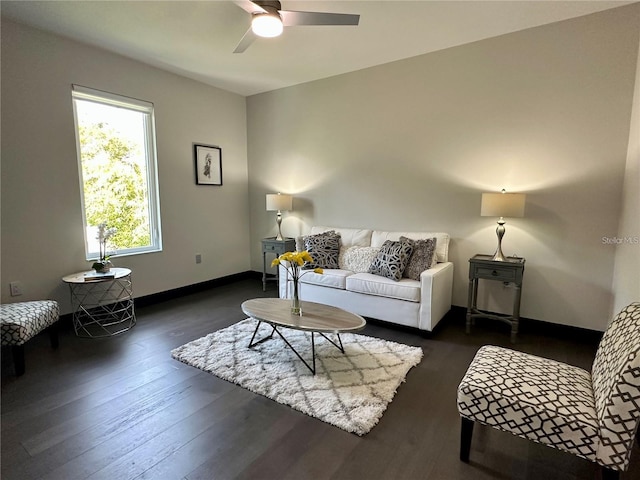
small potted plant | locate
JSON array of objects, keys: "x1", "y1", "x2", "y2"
[{"x1": 92, "y1": 222, "x2": 117, "y2": 273}]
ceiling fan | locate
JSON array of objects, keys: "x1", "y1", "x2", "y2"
[{"x1": 233, "y1": 0, "x2": 360, "y2": 53}]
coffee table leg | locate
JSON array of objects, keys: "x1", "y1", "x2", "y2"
[
  {"x1": 267, "y1": 327, "x2": 317, "y2": 374},
  {"x1": 249, "y1": 325, "x2": 346, "y2": 376},
  {"x1": 312, "y1": 332, "x2": 316, "y2": 374},
  {"x1": 318, "y1": 332, "x2": 345, "y2": 353},
  {"x1": 248, "y1": 321, "x2": 276, "y2": 348}
]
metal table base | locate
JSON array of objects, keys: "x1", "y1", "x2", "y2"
[
  {"x1": 63, "y1": 268, "x2": 136, "y2": 338},
  {"x1": 248, "y1": 320, "x2": 345, "y2": 375}
]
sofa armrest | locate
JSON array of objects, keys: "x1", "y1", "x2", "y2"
[{"x1": 418, "y1": 262, "x2": 454, "y2": 331}]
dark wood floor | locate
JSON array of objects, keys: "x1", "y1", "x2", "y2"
[{"x1": 2, "y1": 277, "x2": 638, "y2": 480}]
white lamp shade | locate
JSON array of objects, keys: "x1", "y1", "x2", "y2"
[
  {"x1": 266, "y1": 193, "x2": 292, "y2": 211},
  {"x1": 481, "y1": 193, "x2": 526, "y2": 218}
]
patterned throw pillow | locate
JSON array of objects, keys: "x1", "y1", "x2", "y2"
[
  {"x1": 302, "y1": 231, "x2": 341, "y2": 269},
  {"x1": 401, "y1": 236, "x2": 436, "y2": 280},
  {"x1": 296, "y1": 230, "x2": 336, "y2": 251},
  {"x1": 340, "y1": 246, "x2": 380, "y2": 273},
  {"x1": 368, "y1": 240, "x2": 414, "y2": 281}
]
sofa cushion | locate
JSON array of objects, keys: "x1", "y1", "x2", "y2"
[
  {"x1": 301, "y1": 231, "x2": 341, "y2": 269},
  {"x1": 339, "y1": 246, "x2": 380, "y2": 273},
  {"x1": 1, "y1": 300, "x2": 59, "y2": 346},
  {"x1": 457, "y1": 345, "x2": 599, "y2": 463},
  {"x1": 372, "y1": 231, "x2": 450, "y2": 263},
  {"x1": 368, "y1": 239, "x2": 414, "y2": 281},
  {"x1": 346, "y1": 273, "x2": 421, "y2": 302},
  {"x1": 401, "y1": 236, "x2": 436, "y2": 280},
  {"x1": 311, "y1": 226, "x2": 372, "y2": 248},
  {"x1": 299, "y1": 269, "x2": 351, "y2": 290}
]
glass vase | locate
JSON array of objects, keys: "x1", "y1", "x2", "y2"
[
  {"x1": 94, "y1": 260, "x2": 113, "y2": 273},
  {"x1": 291, "y1": 280, "x2": 301, "y2": 316}
]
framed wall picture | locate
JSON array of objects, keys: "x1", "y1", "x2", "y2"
[{"x1": 194, "y1": 143, "x2": 222, "y2": 185}]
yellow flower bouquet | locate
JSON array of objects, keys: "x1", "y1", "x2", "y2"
[{"x1": 271, "y1": 251, "x2": 323, "y2": 315}]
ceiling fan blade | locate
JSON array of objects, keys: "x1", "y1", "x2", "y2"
[
  {"x1": 280, "y1": 10, "x2": 360, "y2": 26},
  {"x1": 233, "y1": 27, "x2": 257, "y2": 53},
  {"x1": 234, "y1": 0, "x2": 267, "y2": 14}
]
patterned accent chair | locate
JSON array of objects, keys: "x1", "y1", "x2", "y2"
[
  {"x1": 457, "y1": 302, "x2": 640, "y2": 479},
  {"x1": 1, "y1": 300, "x2": 60, "y2": 376}
]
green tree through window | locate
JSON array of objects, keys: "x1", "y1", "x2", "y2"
[{"x1": 72, "y1": 86, "x2": 162, "y2": 259}]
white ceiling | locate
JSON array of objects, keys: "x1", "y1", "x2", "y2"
[{"x1": 1, "y1": 1, "x2": 633, "y2": 96}]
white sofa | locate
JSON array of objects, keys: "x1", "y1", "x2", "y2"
[{"x1": 278, "y1": 226, "x2": 454, "y2": 332}]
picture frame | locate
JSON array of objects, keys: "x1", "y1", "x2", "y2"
[{"x1": 194, "y1": 143, "x2": 222, "y2": 186}]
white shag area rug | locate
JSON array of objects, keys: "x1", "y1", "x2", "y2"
[{"x1": 171, "y1": 318, "x2": 423, "y2": 435}]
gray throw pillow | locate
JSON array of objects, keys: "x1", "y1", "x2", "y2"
[
  {"x1": 401, "y1": 236, "x2": 436, "y2": 280},
  {"x1": 303, "y1": 231, "x2": 341, "y2": 269},
  {"x1": 368, "y1": 239, "x2": 414, "y2": 281},
  {"x1": 296, "y1": 230, "x2": 336, "y2": 252}
]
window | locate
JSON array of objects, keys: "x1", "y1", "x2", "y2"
[{"x1": 72, "y1": 85, "x2": 162, "y2": 260}]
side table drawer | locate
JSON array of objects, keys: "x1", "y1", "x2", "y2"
[
  {"x1": 262, "y1": 238, "x2": 295, "y2": 256},
  {"x1": 263, "y1": 242, "x2": 281, "y2": 252},
  {"x1": 475, "y1": 266, "x2": 517, "y2": 282}
]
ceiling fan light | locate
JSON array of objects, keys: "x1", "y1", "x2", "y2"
[{"x1": 252, "y1": 13, "x2": 283, "y2": 38}]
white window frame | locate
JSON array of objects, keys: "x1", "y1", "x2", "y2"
[{"x1": 72, "y1": 85, "x2": 162, "y2": 260}]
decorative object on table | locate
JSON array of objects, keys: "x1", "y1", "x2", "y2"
[
  {"x1": 480, "y1": 189, "x2": 526, "y2": 261},
  {"x1": 92, "y1": 260, "x2": 113, "y2": 274},
  {"x1": 271, "y1": 251, "x2": 322, "y2": 315},
  {"x1": 266, "y1": 192, "x2": 292, "y2": 240},
  {"x1": 171, "y1": 318, "x2": 423, "y2": 435},
  {"x1": 92, "y1": 222, "x2": 116, "y2": 273},
  {"x1": 193, "y1": 143, "x2": 222, "y2": 185},
  {"x1": 83, "y1": 270, "x2": 116, "y2": 281}
]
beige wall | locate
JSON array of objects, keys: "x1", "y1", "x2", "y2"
[
  {"x1": 2, "y1": 6, "x2": 638, "y2": 330},
  {"x1": 1, "y1": 19, "x2": 250, "y2": 312},
  {"x1": 247, "y1": 5, "x2": 640, "y2": 331},
  {"x1": 612, "y1": 33, "x2": 640, "y2": 314}
]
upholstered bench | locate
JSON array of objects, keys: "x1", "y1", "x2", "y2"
[{"x1": 0, "y1": 300, "x2": 60, "y2": 376}]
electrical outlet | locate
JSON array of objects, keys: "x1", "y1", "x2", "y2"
[
  {"x1": 195, "y1": 253, "x2": 202, "y2": 264},
  {"x1": 9, "y1": 281, "x2": 23, "y2": 297}
]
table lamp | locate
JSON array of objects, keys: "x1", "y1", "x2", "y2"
[
  {"x1": 481, "y1": 189, "x2": 526, "y2": 261},
  {"x1": 266, "y1": 193, "x2": 293, "y2": 241}
]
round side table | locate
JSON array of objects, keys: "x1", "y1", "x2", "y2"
[{"x1": 62, "y1": 267, "x2": 136, "y2": 338}]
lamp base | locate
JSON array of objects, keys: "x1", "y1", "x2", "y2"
[
  {"x1": 491, "y1": 250, "x2": 507, "y2": 262},
  {"x1": 492, "y1": 219, "x2": 507, "y2": 261},
  {"x1": 275, "y1": 211, "x2": 283, "y2": 241}
]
